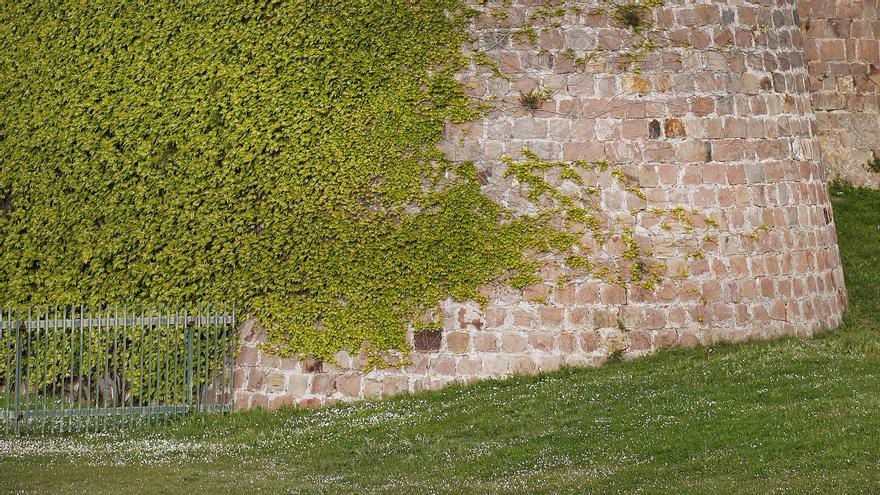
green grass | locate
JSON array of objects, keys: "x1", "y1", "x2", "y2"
[{"x1": 2, "y1": 184, "x2": 879, "y2": 494}]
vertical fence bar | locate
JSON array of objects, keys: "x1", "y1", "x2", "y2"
[
  {"x1": 146, "y1": 304, "x2": 153, "y2": 427},
  {"x1": 26, "y1": 306, "x2": 33, "y2": 434},
  {"x1": 219, "y1": 304, "x2": 224, "y2": 410},
  {"x1": 185, "y1": 303, "x2": 192, "y2": 411},
  {"x1": 105, "y1": 305, "x2": 111, "y2": 431},
  {"x1": 41, "y1": 306, "x2": 47, "y2": 434},
  {"x1": 172, "y1": 303, "x2": 179, "y2": 417},
  {"x1": 90, "y1": 305, "x2": 96, "y2": 433},
  {"x1": 158, "y1": 305, "x2": 163, "y2": 425},
  {"x1": 43, "y1": 306, "x2": 48, "y2": 434},
  {"x1": 111, "y1": 304, "x2": 116, "y2": 429},
  {"x1": 58, "y1": 306, "x2": 63, "y2": 433},
  {"x1": 209, "y1": 302, "x2": 220, "y2": 409},
  {"x1": 230, "y1": 302, "x2": 236, "y2": 409},
  {"x1": 36, "y1": 306, "x2": 42, "y2": 431},
  {"x1": 8, "y1": 307, "x2": 14, "y2": 434},
  {"x1": 87, "y1": 305, "x2": 95, "y2": 431},
  {"x1": 2, "y1": 308, "x2": 8, "y2": 436},
  {"x1": 163, "y1": 304, "x2": 169, "y2": 426},
  {"x1": 90, "y1": 304, "x2": 96, "y2": 433},
  {"x1": 152, "y1": 304, "x2": 160, "y2": 427},
  {"x1": 111, "y1": 305, "x2": 117, "y2": 429},
  {"x1": 101, "y1": 304, "x2": 107, "y2": 430},
  {"x1": 97, "y1": 305, "x2": 101, "y2": 431},
  {"x1": 82, "y1": 305, "x2": 87, "y2": 434},
  {"x1": 51, "y1": 306, "x2": 57, "y2": 434},
  {"x1": 205, "y1": 302, "x2": 212, "y2": 409},
  {"x1": 76, "y1": 306, "x2": 82, "y2": 431},
  {"x1": 99, "y1": 305, "x2": 105, "y2": 431},
  {"x1": 201, "y1": 303, "x2": 208, "y2": 409},
  {"x1": 14, "y1": 308, "x2": 22, "y2": 436},
  {"x1": 2, "y1": 308, "x2": 7, "y2": 436},
  {"x1": 122, "y1": 304, "x2": 128, "y2": 429},
  {"x1": 68, "y1": 306, "x2": 75, "y2": 434},
  {"x1": 57, "y1": 306, "x2": 61, "y2": 435},
  {"x1": 37, "y1": 306, "x2": 42, "y2": 434},
  {"x1": 172, "y1": 303, "x2": 178, "y2": 420},
  {"x1": 167, "y1": 305, "x2": 172, "y2": 420},
  {"x1": 195, "y1": 303, "x2": 202, "y2": 412},
  {"x1": 66, "y1": 307, "x2": 72, "y2": 434},
  {"x1": 138, "y1": 304, "x2": 145, "y2": 428},
  {"x1": 27, "y1": 306, "x2": 34, "y2": 434},
  {"x1": 88, "y1": 305, "x2": 94, "y2": 433},
  {"x1": 220, "y1": 302, "x2": 228, "y2": 409}
]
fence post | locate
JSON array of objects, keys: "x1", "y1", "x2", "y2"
[
  {"x1": 14, "y1": 319, "x2": 23, "y2": 435},
  {"x1": 186, "y1": 316, "x2": 193, "y2": 410}
]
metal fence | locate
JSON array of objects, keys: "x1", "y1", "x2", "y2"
[{"x1": 0, "y1": 303, "x2": 236, "y2": 435}]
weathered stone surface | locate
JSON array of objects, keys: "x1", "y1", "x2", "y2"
[
  {"x1": 510, "y1": 355, "x2": 538, "y2": 375},
  {"x1": 457, "y1": 356, "x2": 481, "y2": 375},
  {"x1": 664, "y1": 118, "x2": 687, "y2": 138},
  {"x1": 528, "y1": 331, "x2": 554, "y2": 351},
  {"x1": 266, "y1": 372, "x2": 286, "y2": 392},
  {"x1": 473, "y1": 332, "x2": 499, "y2": 352},
  {"x1": 287, "y1": 374, "x2": 309, "y2": 396},
  {"x1": 363, "y1": 379, "x2": 383, "y2": 399},
  {"x1": 797, "y1": 1, "x2": 880, "y2": 188},
  {"x1": 446, "y1": 332, "x2": 471, "y2": 353},
  {"x1": 413, "y1": 329, "x2": 442, "y2": 351},
  {"x1": 482, "y1": 355, "x2": 509, "y2": 376},
  {"x1": 382, "y1": 377, "x2": 409, "y2": 396},
  {"x1": 311, "y1": 374, "x2": 337, "y2": 395},
  {"x1": 269, "y1": 394, "x2": 294, "y2": 409},
  {"x1": 430, "y1": 355, "x2": 456, "y2": 376},
  {"x1": 247, "y1": 369, "x2": 265, "y2": 390},
  {"x1": 501, "y1": 333, "x2": 528, "y2": 353},
  {"x1": 237, "y1": 347, "x2": 258, "y2": 367},
  {"x1": 336, "y1": 375, "x2": 362, "y2": 398}
]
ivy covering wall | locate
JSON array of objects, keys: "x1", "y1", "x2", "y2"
[
  {"x1": 1, "y1": 0, "x2": 692, "y2": 367},
  {"x1": 0, "y1": 0, "x2": 562, "y2": 364}
]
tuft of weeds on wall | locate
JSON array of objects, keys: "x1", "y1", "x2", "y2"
[
  {"x1": 866, "y1": 152, "x2": 880, "y2": 173},
  {"x1": 519, "y1": 88, "x2": 554, "y2": 110},
  {"x1": 613, "y1": 2, "x2": 646, "y2": 29},
  {"x1": 602, "y1": 0, "x2": 665, "y2": 36}
]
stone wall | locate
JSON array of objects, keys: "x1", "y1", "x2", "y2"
[
  {"x1": 798, "y1": 0, "x2": 880, "y2": 187},
  {"x1": 234, "y1": 0, "x2": 848, "y2": 410}
]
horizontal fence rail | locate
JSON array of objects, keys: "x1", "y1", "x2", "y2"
[{"x1": 0, "y1": 303, "x2": 236, "y2": 435}]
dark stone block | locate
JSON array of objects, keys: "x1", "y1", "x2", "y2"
[
  {"x1": 413, "y1": 330, "x2": 442, "y2": 351},
  {"x1": 648, "y1": 119, "x2": 662, "y2": 139}
]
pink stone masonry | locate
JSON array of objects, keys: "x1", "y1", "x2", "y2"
[
  {"x1": 797, "y1": 0, "x2": 880, "y2": 187},
  {"x1": 234, "y1": 0, "x2": 848, "y2": 410}
]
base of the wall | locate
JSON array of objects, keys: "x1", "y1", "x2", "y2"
[{"x1": 233, "y1": 300, "x2": 845, "y2": 410}]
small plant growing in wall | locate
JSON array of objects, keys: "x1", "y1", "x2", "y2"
[
  {"x1": 519, "y1": 88, "x2": 553, "y2": 110},
  {"x1": 866, "y1": 152, "x2": 880, "y2": 173},
  {"x1": 607, "y1": 0, "x2": 663, "y2": 32},
  {"x1": 613, "y1": 2, "x2": 645, "y2": 30}
]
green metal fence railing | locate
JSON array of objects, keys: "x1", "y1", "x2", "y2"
[{"x1": 0, "y1": 303, "x2": 236, "y2": 435}]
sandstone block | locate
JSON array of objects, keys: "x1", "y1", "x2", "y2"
[
  {"x1": 446, "y1": 332, "x2": 471, "y2": 353},
  {"x1": 502, "y1": 333, "x2": 528, "y2": 353},
  {"x1": 336, "y1": 374, "x2": 362, "y2": 398}
]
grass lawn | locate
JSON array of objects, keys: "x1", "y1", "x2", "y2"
[{"x1": 2, "y1": 184, "x2": 879, "y2": 494}]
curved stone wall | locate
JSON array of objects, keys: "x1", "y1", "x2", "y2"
[
  {"x1": 798, "y1": 0, "x2": 880, "y2": 187},
  {"x1": 234, "y1": 0, "x2": 847, "y2": 410}
]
